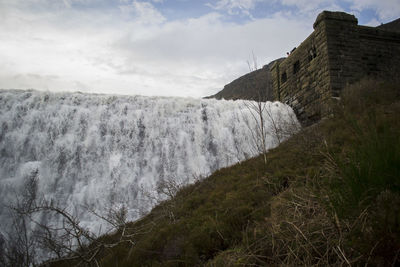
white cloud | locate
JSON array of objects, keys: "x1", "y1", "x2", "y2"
[
  {"x1": 365, "y1": 17, "x2": 381, "y2": 26},
  {"x1": 0, "y1": 1, "x2": 316, "y2": 97},
  {"x1": 279, "y1": 0, "x2": 336, "y2": 10},
  {"x1": 206, "y1": 0, "x2": 262, "y2": 17},
  {"x1": 119, "y1": 0, "x2": 165, "y2": 24},
  {"x1": 272, "y1": 0, "x2": 344, "y2": 20},
  {"x1": 345, "y1": 0, "x2": 400, "y2": 21},
  {"x1": 95, "y1": 12, "x2": 311, "y2": 96}
]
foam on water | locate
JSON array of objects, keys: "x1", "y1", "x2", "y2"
[{"x1": 0, "y1": 89, "x2": 298, "y2": 253}]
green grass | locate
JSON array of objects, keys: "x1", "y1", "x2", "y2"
[{"x1": 51, "y1": 79, "x2": 400, "y2": 266}]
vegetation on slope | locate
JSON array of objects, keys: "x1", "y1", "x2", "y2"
[{"x1": 54, "y1": 79, "x2": 400, "y2": 266}]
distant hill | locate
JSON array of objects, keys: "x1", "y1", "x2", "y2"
[
  {"x1": 377, "y1": 18, "x2": 400, "y2": 33},
  {"x1": 205, "y1": 59, "x2": 282, "y2": 102}
]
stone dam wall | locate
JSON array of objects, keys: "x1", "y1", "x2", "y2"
[
  {"x1": 210, "y1": 11, "x2": 400, "y2": 126},
  {"x1": 270, "y1": 11, "x2": 400, "y2": 125}
]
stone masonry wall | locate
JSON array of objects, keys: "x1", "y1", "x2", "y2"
[
  {"x1": 270, "y1": 21, "x2": 331, "y2": 124},
  {"x1": 271, "y1": 11, "x2": 400, "y2": 126},
  {"x1": 358, "y1": 26, "x2": 400, "y2": 77}
]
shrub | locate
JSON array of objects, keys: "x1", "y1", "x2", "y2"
[{"x1": 324, "y1": 79, "x2": 400, "y2": 265}]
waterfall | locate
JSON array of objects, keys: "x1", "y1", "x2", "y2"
[{"x1": 0, "y1": 89, "x2": 298, "y2": 259}]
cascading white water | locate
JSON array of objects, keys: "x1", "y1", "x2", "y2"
[{"x1": 0, "y1": 89, "x2": 298, "y2": 256}]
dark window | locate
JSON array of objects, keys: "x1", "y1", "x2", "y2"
[
  {"x1": 281, "y1": 72, "x2": 287, "y2": 83},
  {"x1": 293, "y1": 60, "x2": 300, "y2": 74},
  {"x1": 308, "y1": 46, "x2": 317, "y2": 62}
]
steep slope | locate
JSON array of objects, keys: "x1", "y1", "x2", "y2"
[
  {"x1": 50, "y1": 79, "x2": 400, "y2": 266},
  {"x1": 206, "y1": 60, "x2": 282, "y2": 102},
  {"x1": 377, "y1": 18, "x2": 400, "y2": 33}
]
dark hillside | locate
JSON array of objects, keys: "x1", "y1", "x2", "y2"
[
  {"x1": 377, "y1": 18, "x2": 400, "y2": 33},
  {"x1": 49, "y1": 79, "x2": 400, "y2": 266},
  {"x1": 205, "y1": 59, "x2": 281, "y2": 102}
]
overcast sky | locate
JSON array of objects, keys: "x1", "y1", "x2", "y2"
[{"x1": 0, "y1": 0, "x2": 399, "y2": 98}]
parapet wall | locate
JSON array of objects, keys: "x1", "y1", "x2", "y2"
[
  {"x1": 358, "y1": 26, "x2": 400, "y2": 77},
  {"x1": 271, "y1": 11, "x2": 400, "y2": 125}
]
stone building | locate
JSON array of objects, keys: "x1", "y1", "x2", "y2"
[{"x1": 270, "y1": 11, "x2": 400, "y2": 125}]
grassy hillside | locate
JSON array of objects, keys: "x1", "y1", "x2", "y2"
[{"x1": 54, "y1": 79, "x2": 400, "y2": 266}]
